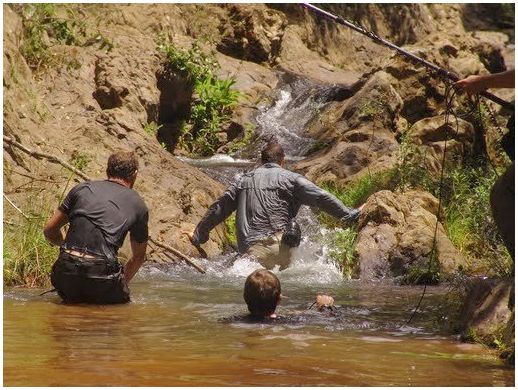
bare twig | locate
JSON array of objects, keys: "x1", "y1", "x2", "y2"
[
  {"x1": 149, "y1": 237, "x2": 206, "y2": 274},
  {"x1": 3, "y1": 135, "x2": 91, "y2": 181},
  {"x1": 8, "y1": 169, "x2": 65, "y2": 184},
  {"x1": 3, "y1": 193, "x2": 29, "y2": 219}
]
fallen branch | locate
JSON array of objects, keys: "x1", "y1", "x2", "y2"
[
  {"x1": 3, "y1": 135, "x2": 91, "y2": 181},
  {"x1": 149, "y1": 237, "x2": 206, "y2": 274}
]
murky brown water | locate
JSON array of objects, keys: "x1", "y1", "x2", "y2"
[{"x1": 3, "y1": 259, "x2": 515, "y2": 386}]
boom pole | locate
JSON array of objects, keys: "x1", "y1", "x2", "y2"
[{"x1": 301, "y1": 3, "x2": 514, "y2": 110}]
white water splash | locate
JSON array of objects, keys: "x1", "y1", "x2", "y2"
[{"x1": 256, "y1": 88, "x2": 319, "y2": 157}]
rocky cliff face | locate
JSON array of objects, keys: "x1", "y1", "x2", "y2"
[{"x1": 3, "y1": 4, "x2": 514, "y2": 268}]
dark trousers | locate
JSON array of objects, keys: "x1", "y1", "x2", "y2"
[
  {"x1": 490, "y1": 162, "x2": 515, "y2": 261},
  {"x1": 51, "y1": 251, "x2": 130, "y2": 304}
]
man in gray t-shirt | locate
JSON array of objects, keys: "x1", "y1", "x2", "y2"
[
  {"x1": 44, "y1": 151, "x2": 148, "y2": 304},
  {"x1": 189, "y1": 142, "x2": 360, "y2": 270}
]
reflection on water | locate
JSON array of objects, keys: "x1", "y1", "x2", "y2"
[{"x1": 4, "y1": 259, "x2": 515, "y2": 386}]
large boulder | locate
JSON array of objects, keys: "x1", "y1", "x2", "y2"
[
  {"x1": 294, "y1": 71, "x2": 402, "y2": 186},
  {"x1": 459, "y1": 277, "x2": 514, "y2": 363},
  {"x1": 355, "y1": 190, "x2": 466, "y2": 281},
  {"x1": 400, "y1": 115, "x2": 476, "y2": 174}
]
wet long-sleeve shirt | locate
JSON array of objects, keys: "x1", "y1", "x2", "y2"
[{"x1": 192, "y1": 163, "x2": 360, "y2": 253}]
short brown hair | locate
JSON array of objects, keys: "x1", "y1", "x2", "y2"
[
  {"x1": 244, "y1": 269, "x2": 281, "y2": 316},
  {"x1": 106, "y1": 151, "x2": 139, "y2": 180},
  {"x1": 261, "y1": 141, "x2": 285, "y2": 164}
]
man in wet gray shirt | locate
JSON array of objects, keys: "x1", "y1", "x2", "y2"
[{"x1": 189, "y1": 141, "x2": 360, "y2": 270}]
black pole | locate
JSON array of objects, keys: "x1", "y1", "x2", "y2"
[{"x1": 301, "y1": 3, "x2": 514, "y2": 110}]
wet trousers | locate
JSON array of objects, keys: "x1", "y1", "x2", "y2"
[
  {"x1": 490, "y1": 162, "x2": 515, "y2": 261},
  {"x1": 51, "y1": 251, "x2": 130, "y2": 304},
  {"x1": 247, "y1": 232, "x2": 294, "y2": 270}
]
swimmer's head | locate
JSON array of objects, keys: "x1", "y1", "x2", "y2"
[{"x1": 244, "y1": 269, "x2": 281, "y2": 318}]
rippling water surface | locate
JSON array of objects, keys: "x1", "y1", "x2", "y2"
[{"x1": 4, "y1": 254, "x2": 515, "y2": 386}]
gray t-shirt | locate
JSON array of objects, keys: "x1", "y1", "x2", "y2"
[{"x1": 59, "y1": 180, "x2": 148, "y2": 259}]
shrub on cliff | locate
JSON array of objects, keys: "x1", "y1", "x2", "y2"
[{"x1": 158, "y1": 40, "x2": 241, "y2": 156}]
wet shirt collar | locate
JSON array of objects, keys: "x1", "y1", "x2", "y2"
[{"x1": 262, "y1": 163, "x2": 281, "y2": 168}]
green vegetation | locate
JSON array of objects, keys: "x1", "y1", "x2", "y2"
[
  {"x1": 143, "y1": 121, "x2": 163, "y2": 137},
  {"x1": 319, "y1": 170, "x2": 394, "y2": 228},
  {"x1": 225, "y1": 212, "x2": 238, "y2": 248},
  {"x1": 158, "y1": 40, "x2": 241, "y2": 156},
  {"x1": 4, "y1": 203, "x2": 58, "y2": 287},
  {"x1": 13, "y1": 3, "x2": 113, "y2": 72},
  {"x1": 324, "y1": 228, "x2": 358, "y2": 279},
  {"x1": 15, "y1": 4, "x2": 85, "y2": 70},
  {"x1": 394, "y1": 128, "x2": 512, "y2": 276},
  {"x1": 70, "y1": 151, "x2": 91, "y2": 171},
  {"x1": 442, "y1": 165, "x2": 512, "y2": 276}
]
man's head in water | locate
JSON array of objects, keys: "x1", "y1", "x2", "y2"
[
  {"x1": 261, "y1": 141, "x2": 285, "y2": 166},
  {"x1": 106, "y1": 150, "x2": 139, "y2": 188},
  {"x1": 244, "y1": 269, "x2": 281, "y2": 318}
]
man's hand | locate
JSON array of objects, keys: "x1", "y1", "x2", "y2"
[
  {"x1": 455, "y1": 70, "x2": 515, "y2": 96},
  {"x1": 181, "y1": 230, "x2": 207, "y2": 258},
  {"x1": 454, "y1": 75, "x2": 488, "y2": 95},
  {"x1": 316, "y1": 293, "x2": 335, "y2": 311},
  {"x1": 181, "y1": 230, "x2": 196, "y2": 244}
]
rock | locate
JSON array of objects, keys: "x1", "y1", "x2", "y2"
[
  {"x1": 294, "y1": 71, "x2": 402, "y2": 187},
  {"x1": 355, "y1": 190, "x2": 466, "y2": 281},
  {"x1": 217, "y1": 4, "x2": 287, "y2": 64},
  {"x1": 402, "y1": 115, "x2": 475, "y2": 173},
  {"x1": 460, "y1": 278, "x2": 514, "y2": 348}
]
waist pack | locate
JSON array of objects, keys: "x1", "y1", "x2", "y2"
[{"x1": 281, "y1": 219, "x2": 302, "y2": 248}]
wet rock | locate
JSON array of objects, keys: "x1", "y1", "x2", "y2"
[
  {"x1": 459, "y1": 277, "x2": 514, "y2": 356},
  {"x1": 355, "y1": 190, "x2": 466, "y2": 281}
]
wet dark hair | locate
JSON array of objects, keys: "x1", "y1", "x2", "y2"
[
  {"x1": 261, "y1": 141, "x2": 285, "y2": 164},
  {"x1": 244, "y1": 269, "x2": 281, "y2": 317},
  {"x1": 106, "y1": 151, "x2": 139, "y2": 180}
]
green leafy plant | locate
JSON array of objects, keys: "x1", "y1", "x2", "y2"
[
  {"x1": 320, "y1": 228, "x2": 358, "y2": 278},
  {"x1": 158, "y1": 40, "x2": 241, "y2": 156}
]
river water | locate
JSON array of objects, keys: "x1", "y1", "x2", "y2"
[
  {"x1": 3, "y1": 78, "x2": 515, "y2": 386},
  {"x1": 3, "y1": 263, "x2": 514, "y2": 386}
]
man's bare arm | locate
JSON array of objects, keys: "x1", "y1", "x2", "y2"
[
  {"x1": 43, "y1": 209, "x2": 69, "y2": 246},
  {"x1": 455, "y1": 70, "x2": 515, "y2": 95},
  {"x1": 124, "y1": 240, "x2": 147, "y2": 283}
]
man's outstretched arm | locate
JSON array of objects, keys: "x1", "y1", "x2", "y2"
[
  {"x1": 191, "y1": 183, "x2": 239, "y2": 245},
  {"x1": 455, "y1": 69, "x2": 515, "y2": 95},
  {"x1": 294, "y1": 176, "x2": 360, "y2": 223}
]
